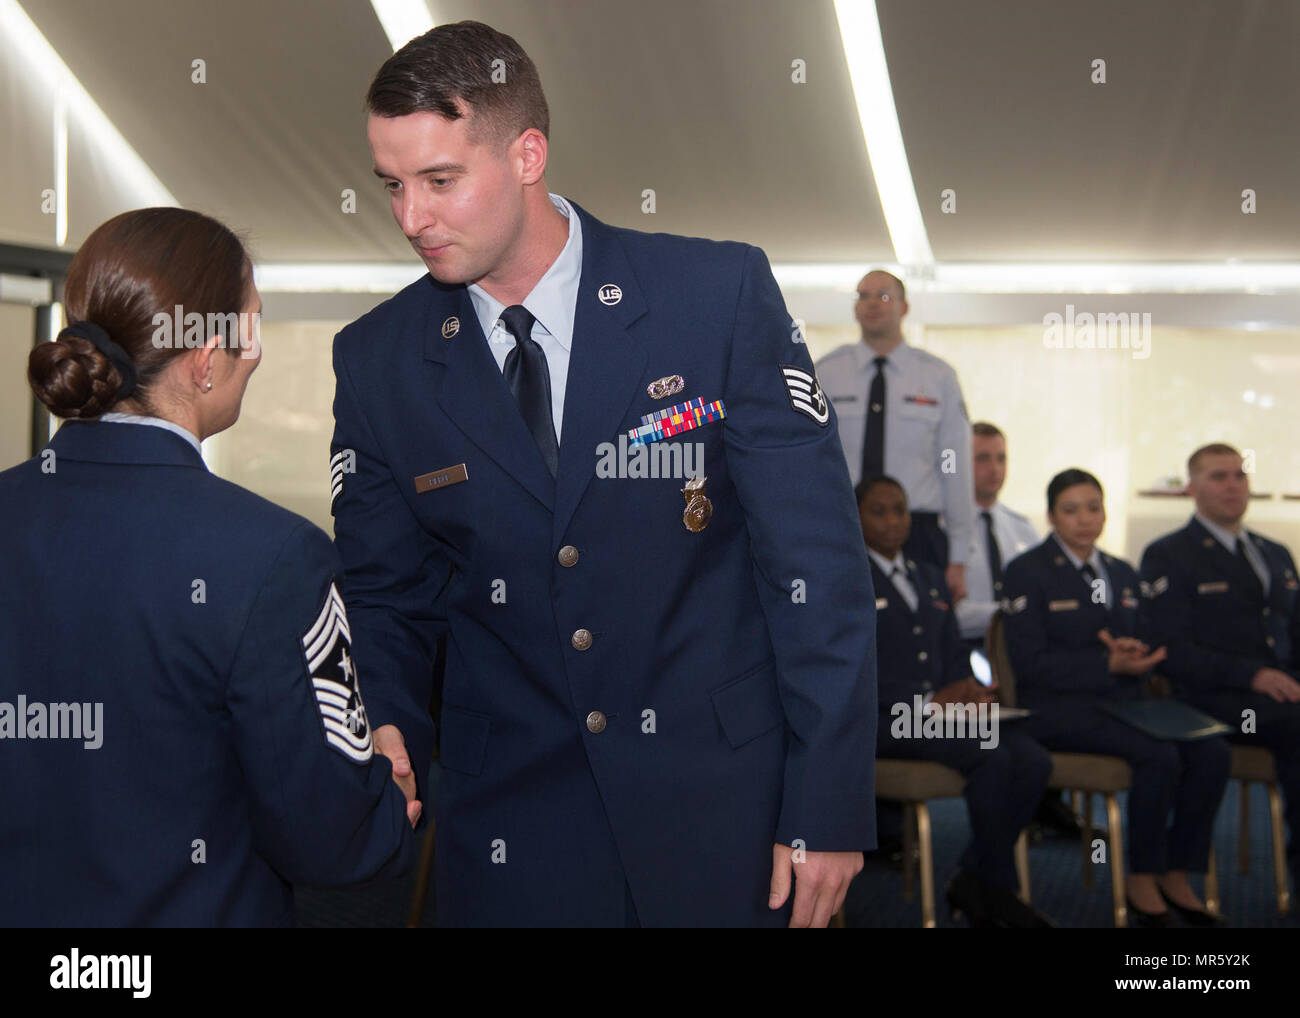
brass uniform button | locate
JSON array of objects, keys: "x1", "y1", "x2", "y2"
[
  {"x1": 571, "y1": 628, "x2": 593, "y2": 651},
  {"x1": 558, "y1": 545, "x2": 579, "y2": 567},
  {"x1": 586, "y1": 710, "x2": 607, "y2": 734},
  {"x1": 918, "y1": 651, "x2": 929, "y2": 662},
  {"x1": 912, "y1": 625, "x2": 923, "y2": 635}
]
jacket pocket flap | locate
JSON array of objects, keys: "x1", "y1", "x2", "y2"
[{"x1": 710, "y1": 661, "x2": 784, "y2": 749}]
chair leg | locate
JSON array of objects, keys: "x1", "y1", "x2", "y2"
[
  {"x1": 1015, "y1": 829, "x2": 1031, "y2": 903},
  {"x1": 916, "y1": 802, "x2": 937, "y2": 928},
  {"x1": 1104, "y1": 793, "x2": 1127, "y2": 928},
  {"x1": 1081, "y1": 792, "x2": 1094, "y2": 890},
  {"x1": 1238, "y1": 780, "x2": 1252, "y2": 875},
  {"x1": 901, "y1": 802, "x2": 916, "y2": 902},
  {"x1": 1205, "y1": 845, "x2": 1219, "y2": 915},
  {"x1": 1266, "y1": 782, "x2": 1291, "y2": 915},
  {"x1": 406, "y1": 819, "x2": 437, "y2": 928}
]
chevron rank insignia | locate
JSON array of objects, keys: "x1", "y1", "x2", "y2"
[
  {"x1": 301, "y1": 582, "x2": 372, "y2": 763},
  {"x1": 626, "y1": 396, "x2": 726, "y2": 447},
  {"x1": 1001, "y1": 595, "x2": 1028, "y2": 615},
  {"x1": 330, "y1": 448, "x2": 354, "y2": 513},
  {"x1": 780, "y1": 364, "x2": 829, "y2": 426},
  {"x1": 1143, "y1": 576, "x2": 1169, "y2": 598}
]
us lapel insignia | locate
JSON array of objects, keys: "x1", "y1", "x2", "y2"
[
  {"x1": 647, "y1": 374, "x2": 685, "y2": 400},
  {"x1": 441, "y1": 316, "x2": 460, "y2": 339},
  {"x1": 682, "y1": 475, "x2": 713, "y2": 533},
  {"x1": 597, "y1": 283, "x2": 623, "y2": 306}
]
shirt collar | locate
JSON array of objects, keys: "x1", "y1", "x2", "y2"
[
  {"x1": 851, "y1": 340, "x2": 908, "y2": 373},
  {"x1": 467, "y1": 192, "x2": 582, "y2": 350},
  {"x1": 99, "y1": 411, "x2": 202, "y2": 456},
  {"x1": 1195, "y1": 512, "x2": 1246, "y2": 552},
  {"x1": 867, "y1": 547, "x2": 908, "y2": 577},
  {"x1": 1051, "y1": 532, "x2": 1103, "y2": 574}
]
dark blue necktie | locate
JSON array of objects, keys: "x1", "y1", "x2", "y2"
[
  {"x1": 861, "y1": 356, "x2": 886, "y2": 480},
  {"x1": 500, "y1": 305, "x2": 559, "y2": 477}
]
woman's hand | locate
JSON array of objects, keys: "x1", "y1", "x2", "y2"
[{"x1": 1098, "y1": 628, "x2": 1167, "y2": 675}]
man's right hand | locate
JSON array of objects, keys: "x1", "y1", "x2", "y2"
[
  {"x1": 1250, "y1": 668, "x2": 1300, "y2": 703},
  {"x1": 375, "y1": 723, "x2": 422, "y2": 827}
]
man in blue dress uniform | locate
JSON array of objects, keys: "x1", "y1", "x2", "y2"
[
  {"x1": 329, "y1": 21, "x2": 877, "y2": 927},
  {"x1": 1140, "y1": 443, "x2": 1300, "y2": 886}
]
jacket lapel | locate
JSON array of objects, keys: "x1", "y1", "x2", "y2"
[
  {"x1": 551, "y1": 205, "x2": 648, "y2": 544},
  {"x1": 426, "y1": 287, "x2": 555, "y2": 511}
]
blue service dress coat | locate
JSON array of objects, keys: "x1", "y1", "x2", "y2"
[
  {"x1": 330, "y1": 201, "x2": 878, "y2": 927},
  {"x1": 0, "y1": 421, "x2": 415, "y2": 926},
  {"x1": 1001, "y1": 536, "x2": 1228, "y2": 874}
]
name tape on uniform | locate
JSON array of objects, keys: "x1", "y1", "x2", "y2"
[{"x1": 414, "y1": 463, "x2": 469, "y2": 493}]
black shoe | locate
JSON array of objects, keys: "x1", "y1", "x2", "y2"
[
  {"x1": 946, "y1": 869, "x2": 1056, "y2": 928},
  {"x1": 1126, "y1": 896, "x2": 1176, "y2": 928},
  {"x1": 1033, "y1": 794, "x2": 1087, "y2": 840},
  {"x1": 945, "y1": 869, "x2": 1001, "y2": 927},
  {"x1": 1158, "y1": 888, "x2": 1230, "y2": 927}
]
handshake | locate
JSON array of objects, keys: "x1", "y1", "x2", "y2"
[{"x1": 373, "y1": 723, "x2": 422, "y2": 828}]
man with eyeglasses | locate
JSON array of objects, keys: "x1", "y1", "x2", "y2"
[{"x1": 817, "y1": 270, "x2": 973, "y2": 602}]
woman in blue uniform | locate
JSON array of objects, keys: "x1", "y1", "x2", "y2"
[
  {"x1": 1002, "y1": 468, "x2": 1230, "y2": 927},
  {"x1": 0, "y1": 208, "x2": 415, "y2": 926},
  {"x1": 860, "y1": 475, "x2": 1054, "y2": 927}
]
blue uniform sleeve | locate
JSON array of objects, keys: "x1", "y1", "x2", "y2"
[
  {"x1": 1002, "y1": 556, "x2": 1113, "y2": 697},
  {"x1": 1139, "y1": 539, "x2": 1260, "y2": 691},
  {"x1": 226, "y1": 520, "x2": 416, "y2": 885},
  {"x1": 722, "y1": 245, "x2": 878, "y2": 852},
  {"x1": 331, "y1": 335, "x2": 448, "y2": 811}
]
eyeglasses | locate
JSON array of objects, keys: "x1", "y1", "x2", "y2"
[{"x1": 855, "y1": 290, "x2": 896, "y2": 302}]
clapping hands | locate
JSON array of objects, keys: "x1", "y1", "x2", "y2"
[{"x1": 1097, "y1": 628, "x2": 1167, "y2": 675}]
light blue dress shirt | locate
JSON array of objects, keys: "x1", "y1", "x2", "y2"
[
  {"x1": 467, "y1": 192, "x2": 581, "y2": 442},
  {"x1": 957, "y1": 501, "x2": 1041, "y2": 639},
  {"x1": 1052, "y1": 533, "x2": 1112, "y2": 609},
  {"x1": 816, "y1": 340, "x2": 973, "y2": 565},
  {"x1": 99, "y1": 412, "x2": 203, "y2": 456},
  {"x1": 1195, "y1": 511, "x2": 1270, "y2": 594}
]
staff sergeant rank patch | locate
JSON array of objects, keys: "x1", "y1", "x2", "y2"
[
  {"x1": 301, "y1": 582, "x2": 373, "y2": 763},
  {"x1": 779, "y1": 364, "x2": 829, "y2": 426}
]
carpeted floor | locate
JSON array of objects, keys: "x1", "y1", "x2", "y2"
[{"x1": 293, "y1": 766, "x2": 1297, "y2": 928}]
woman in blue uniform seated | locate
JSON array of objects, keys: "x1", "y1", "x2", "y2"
[
  {"x1": 859, "y1": 475, "x2": 1054, "y2": 927},
  {"x1": 1001, "y1": 468, "x2": 1230, "y2": 927},
  {"x1": 0, "y1": 208, "x2": 416, "y2": 926}
]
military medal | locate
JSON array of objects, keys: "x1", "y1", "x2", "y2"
[{"x1": 682, "y1": 475, "x2": 712, "y2": 533}]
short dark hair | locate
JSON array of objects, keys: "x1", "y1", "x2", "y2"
[
  {"x1": 972, "y1": 421, "x2": 1004, "y2": 440},
  {"x1": 366, "y1": 21, "x2": 549, "y2": 148},
  {"x1": 1188, "y1": 443, "x2": 1241, "y2": 477},
  {"x1": 855, "y1": 474, "x2": 907, "y2": 507},
  {"x1": 1046, "y1": 468, "x2": 1103, "y2": 513},
  {"x1": 861, "y1": 269, "x2": 905, "y2": 302}
]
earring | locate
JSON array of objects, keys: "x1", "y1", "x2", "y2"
[{"x1": 205, "y1": 382, "x2": 212, "y2": 391}]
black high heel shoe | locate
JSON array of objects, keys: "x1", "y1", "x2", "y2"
[
  {"x1": 1125, "y1": 896, "x2": 1176, "y2": 928},
  {"x1": 1158, "y1": 887, "x2": 1229, "y2": 927}
]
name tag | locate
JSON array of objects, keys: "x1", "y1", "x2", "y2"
[
  {"x1": 832, "y1": 394, "x2": 860, "y2": 404},
  {"x1": 1197, "y1": 581, "x2": 1229, "y2": 595},
  {"x1": 1048, "y1": 599, "x2": 1079, "y2": 612},
  {"x1": 875, "y1": 597, "x2": 889, "y2": 609},
  {"x1": 414, "y1": 463, "x2": 469, "y2": 493}
]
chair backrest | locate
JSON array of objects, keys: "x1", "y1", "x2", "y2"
[{"x1": 985, "y1": 611, "x2": 1018, "y2": 708}]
